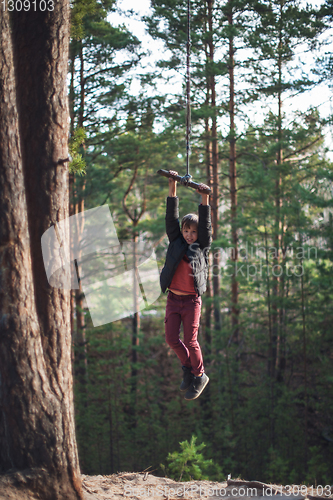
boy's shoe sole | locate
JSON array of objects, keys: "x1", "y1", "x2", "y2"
[{"x1": 184, "y1": 373, "x2": 209, "y2": 400}]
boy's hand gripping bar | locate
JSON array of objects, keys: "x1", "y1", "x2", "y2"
[{"x1": 157, "y1": 169, "x2": 211, "y2": 195}]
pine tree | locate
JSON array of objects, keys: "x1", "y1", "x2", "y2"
[{"x1": 0, "y1": 6, "x2": 82, "y2": 499}]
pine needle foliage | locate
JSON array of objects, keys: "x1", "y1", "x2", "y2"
[
  {"x1": 161, "y1": 435, "x2": 223, "y2": 482},
  {"x1": 69, "y1": 127, "x2": 86, "y2": 175}
]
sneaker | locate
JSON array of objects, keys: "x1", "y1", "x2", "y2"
[
  {"x1": 184, "y1": 372, "x2": 209, "y2": 400},
  {"x1": 180, "y1": 366, "x2": 194, "y2": 392}
]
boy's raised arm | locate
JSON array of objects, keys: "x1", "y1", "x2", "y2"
[
  {"x1": 196, "y1": 183, "x2": 212, "y2": 249},
  {"x1": 165, "y1": 170, "x2": 181, "y2": 242},
  {"x1": 168, "y1": 170, "x2": 178, "y2": 198},
  {"x1": 196, "y1": 183, "x2": 210, "y2": 206}
]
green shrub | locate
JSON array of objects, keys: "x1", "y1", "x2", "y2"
[{"x1": 161, "y1": 435, "x2": 223, "y2": 482}]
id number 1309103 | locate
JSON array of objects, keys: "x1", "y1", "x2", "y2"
[{"x1": 2, "y1": 0, "x2": 54, "y2": 11}]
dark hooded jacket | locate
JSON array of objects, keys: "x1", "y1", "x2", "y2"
[{"x1": 160, "y1": 196, "x2": 212, "y2": 296}]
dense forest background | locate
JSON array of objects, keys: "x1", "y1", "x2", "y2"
[{"x1": 69, "y1": 0, "x2": 333, "y2": 485}]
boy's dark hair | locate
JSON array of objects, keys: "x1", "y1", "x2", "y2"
[{"x1": 181, "y1": 213, "x2": 198, "y2": 230}]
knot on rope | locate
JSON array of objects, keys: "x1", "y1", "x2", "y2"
[{"x1": 180, "y1": 173, "x2": 192, "y2": 186}]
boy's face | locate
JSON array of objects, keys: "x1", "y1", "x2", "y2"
[{"x1": 181, "y1": 223, "x2": 198, "y2": 244}]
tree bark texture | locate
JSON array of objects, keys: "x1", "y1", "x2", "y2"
[{"x1": 0, "y1": 6, "x2": 82, "y2": 500}]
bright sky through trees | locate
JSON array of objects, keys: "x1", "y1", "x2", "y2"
[{"x1": 109, "y1": 0, "x2": 333, "y2": 152}]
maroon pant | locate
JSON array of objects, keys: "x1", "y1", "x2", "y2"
[{"x1": 164, "y1": 291, "x2": 204, "y2": 377}]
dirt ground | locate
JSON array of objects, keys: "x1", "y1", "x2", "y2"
[
  {"x1": 80, "y1": 474, "x2": 333, "y2": 500},
  {"x1": 0, "y1": 472, "x2": 332, "y2": 500}
]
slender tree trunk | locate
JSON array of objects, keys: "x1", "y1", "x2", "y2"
[
  {"x1": 79, "y1": 41, "x2": 85, "y2": 128},
  {"x1": 271, "y1": 4, "x2": 284, "y2": 382},
  {"x1": 0, "y1": 7, "x2": 82, "y2": 499},
  {"x1": 204, "y1": 3, "x2": 213, "y2": 354},
  {"x1": 106, "y1": 329, "x2": 115, "y2": 473},
  {"x1": 121, "y1": 164, "x2": 147, "y2": 439},
  {"x1": 69, "y1": 176, "x2": 76, "y2": 365},
  {"x1": 107, "y1": 385, "x2": 114, "y2": 473},
  {"x1": 207, "y1": 0, "x2": 221, "y2": 334},
  {"x1": 131, "y1": 229, "x2": 140, "y2": 394},
  {"x1": 73, "y1": 38, "x2": 88, "y2": 386},
  {"x1": 74, "y1": 191, "x2": 88, "y2": 385},
  {"x1": 204, "y1": 254, "x2": 213, "y2": 352},
  {"x1": 204, "y1": 151, "x2": 213, "y2": 352},
  {"x1": 264, "y1": 220, "x2": 275, "y2": 448},
  {"x1": 69, "y1": 44, "x2": 76, "y2": 138},
  {"x1": 68, "y1": 48, "x2": 76, "y2": 361},
  {"x1": 228, "y1": 4, "x2": 239, "y2": 343},
  {"x1": 276, "y1": 242, "x2": 286, "y2": 382},
  {"x1": 299, "y1": 231, "x2": 309, "y2": 468}
]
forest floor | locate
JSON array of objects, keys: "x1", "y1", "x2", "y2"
[
  {"x1": 80, "y1": 474, "x2": 332, "y2": 500},
  {"x1": 0, "y1": 472, "x2": 332, "y2": 500}
]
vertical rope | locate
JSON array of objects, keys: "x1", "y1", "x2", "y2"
[{"x1": 186, "y1": 0, "x2": 191, "y2": 178}]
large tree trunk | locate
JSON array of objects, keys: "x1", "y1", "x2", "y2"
[{"x1": 0, "y1": 7, "x2": 82, "y2": 500}]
